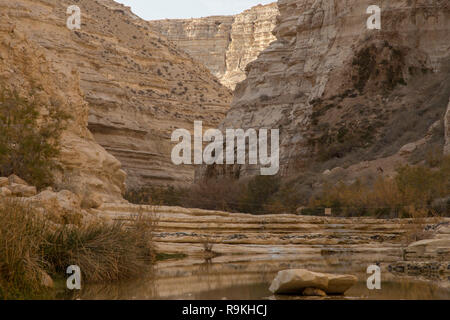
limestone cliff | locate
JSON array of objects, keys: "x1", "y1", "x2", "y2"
[
  {"x1": 0, "y1": 18, "x2": 125, "y2": 206},
  {"x1": 150, "y1": 3, "x2": 279, "y2": 89},
  {"x1": 1, "y1": 0, "x2": 232, "y2": 189},
  {"x1": 216, "y1": 0, "x2": 450, "y2": 181}
]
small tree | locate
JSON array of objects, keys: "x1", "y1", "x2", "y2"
[{"x1": 0, "y1": 87, "x2": 69, "y2": 189}]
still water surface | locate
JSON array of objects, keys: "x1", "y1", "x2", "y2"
[{"x1": 61, "y1": 259, "x2": 450, "y2": 300}]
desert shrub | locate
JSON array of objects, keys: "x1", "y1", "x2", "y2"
[
  {"x1": 0, "y1": 198, "x2": 156, "y2": 299},
  {"x1": 0, "y1": 199, "x2": 50, "y2": 299},
  {"x1": 0, "y1": 87, "x2": 69, "y2": 189},
  {"x1": 239, "y1": 176, "x2": 281, "y2": 214},
  {"x1": 125, "y1": 185, "x2": 185, "y2": 206},
  {"x1": 42, "y1": 214, "x2": 155, "y2": 283},
  {"x1": 186, "y1": 178, "x2": 244, "y2": 212},
  {"x1": 126, "y1": 176, "x2": 288, "y2": 214},
  {"x1": 309, "y1": 156, "x2": 450, "y2": 218}
]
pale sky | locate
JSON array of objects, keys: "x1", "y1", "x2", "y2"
[{"x1": 115, "y1": 0, "x2": 275, "y2": 20}]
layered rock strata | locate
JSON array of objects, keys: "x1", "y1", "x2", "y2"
[
  {"x1": 1, "y1": 0, "x2": 232, "y2": 189},
  {"x1": 93, "y1": 202, "x2": 450, "y2": 296},
  {"x1": 95, "y1": 202, "x2": 448, "y2": 256},
  {"x1": 445, "y1": 99, "x2": 450, "y2": 155},
  {"x1": 390, "y1": 223, "x2": 450, "y2": 278},
  {"x1": 0, "y1": 22, "x2": 125, "y2": 205},
  {"x1": 150, "y1": 3, "x2": 279, "y2": 89},
  {"x1": 215, "y1": 0, "x2": 450, "y2": 180}
]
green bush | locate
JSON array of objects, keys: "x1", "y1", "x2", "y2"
[
  {"x1": 125, "y1": 185, "x2": 185, "y2": 206},
  {"x1": 0, "y1": 87, "x2": 69, "y2": 189},
  {"x1": 126, "y1": 176, "x2": 285, "y2": 215}
]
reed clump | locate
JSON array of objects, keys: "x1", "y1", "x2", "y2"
[{"x1": 0, "y1": 198, "x2": 156, "y2": 299}]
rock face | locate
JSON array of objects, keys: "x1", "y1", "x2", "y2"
[
  {"x1": 216, "y1": 0, "x2": 450, "y2": 180},
  {"x1": 1, "y1": 0, "x2": 232, "y2": 189},
  {"x1": 269, "y1": 269, "x2": 329, "y2": 293},
  {"x1": 150, "y1": 16, "x2": 234, "y2": 85},
  {"x1": 95, "y1": 201, "x2": 448, "y2": 259},
  {"x1": 389, "y1": 223, "x2": 450, "y2": 278},
  {"x1": 0, "y1": 21, "x2": 125, "y2": 205},
  {"x1": 150, "y1": 3, "x2": 279, "y2": 89},
  {"x1": 405, "y1": 224, "x2": 450, "y2": 262},
  {"x1": 269, "y1": 269, "x2": 357, "y2": 295}
]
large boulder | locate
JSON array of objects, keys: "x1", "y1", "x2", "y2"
[
  {"x1": 269, "y1": 269, "x2": 357, "y2": 295},
  {"x1": 327, "y1": 274, "x2": 359, "y2": 295},
  {"x1": 30, "y1": 190, "x2": 82, "y2": 213},
  {"x1": 269, "y1": 269, "x2": 329, "y2": 294}
]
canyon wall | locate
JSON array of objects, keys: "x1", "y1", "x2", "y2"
[
  {"x1": 214, "y1": 0, "x2": 450, "y2": 181},
  {"x1": 0, "y1": 16, "x2": 126, "y2": 206},
  {"x1": 1, "y1": 0, "x2": 232, "y2": 189},
  {"x1": 150, "y1": 3, "x2": 279, "y2": 89}
]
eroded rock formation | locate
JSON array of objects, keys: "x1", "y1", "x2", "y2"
[
  {"x1": 150, "y1": 3, "x2": 279, "y2": 89},
  {"x1": 214, "y1": 0, "x2": 450, "y2": 181},
  {"x1": 1, "y1": 0, "x2": 232, "y2": 189}
]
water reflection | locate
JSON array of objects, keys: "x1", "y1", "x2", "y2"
[{"x1": 62, "y1": 258, "x2": 450, "y2": 300}]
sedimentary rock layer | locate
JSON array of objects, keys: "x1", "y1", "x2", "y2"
[
  {"x1": 95, "y1": 203, "x2": 448, "y2": 256},
  {"x1": 90, "y1": 202, "x2": 450, "y2": 299},
  {"x1": 1, "y1": 0, "x2": 232, "y2": 189},
  {"x1": 150, "y1": 3, "x2": 279, "y2": 89},
  {"x1": 0, "y1": 19, "x2": 125, "y2": 205},
  {"x1": 218, "y1": 0, "x2": 450, "y2": 179}
]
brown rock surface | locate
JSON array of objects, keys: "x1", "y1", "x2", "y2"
[
  {"x1": 0, "y1": 15, "x2": 126, "y2": 205},
  {"x1": 390, "y1": 222, "x2": 450, "y2": 279},
  {"x1": 213, "y1": 0, "x2": 450, "y2": 180},
  {"x1": 94, "y1": 202, "x2": 449, "y2": 268},
  {"x1": 6, "y1": 184, "x2": 37, "y2": 197},
  {"x1": 269, "y1": 269, "x2": 357, "y2": 295},
  {"x1": 150, "y1": 3, "x2": 278, "y2": 89},
  {"x1": 269, "y1": 269, "x2": 329, "y2": 294},
  {"x1": 1, "y1": 0, "x2": 232, "y2": 189}
]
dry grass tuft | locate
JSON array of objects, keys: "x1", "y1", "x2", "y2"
[{"x1": 0, "y1": 198, "x2": 156, "y2": 299}]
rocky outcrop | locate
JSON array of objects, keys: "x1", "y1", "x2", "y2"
[
  {"x1": 150, "y1": 3, "x2": 278, "y2": 89},
  {"x1": 0, "y1": 174, "x2": 94, "y2": 224},
  {"x1": 1, "y1": 0, "x2": 232, "y2": 189},
  {"x1": 217, "y1": 0, "x2": 450, "y2": 180},
  {"x1": 389, "y1": 223, "x2": 450, "y2": 278},
  {"x1": 85, "y1": 201, "x2": 449, "y2": 298},
  {"x1": 150, "y1": 16, "x2": 234, "y2": 85},
  {"x1": 0, "y1": 21, "x2": 125, "y2": 205},
  {"x1": 269, "y1": 269, "x2": 357, "y2": 295}
]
